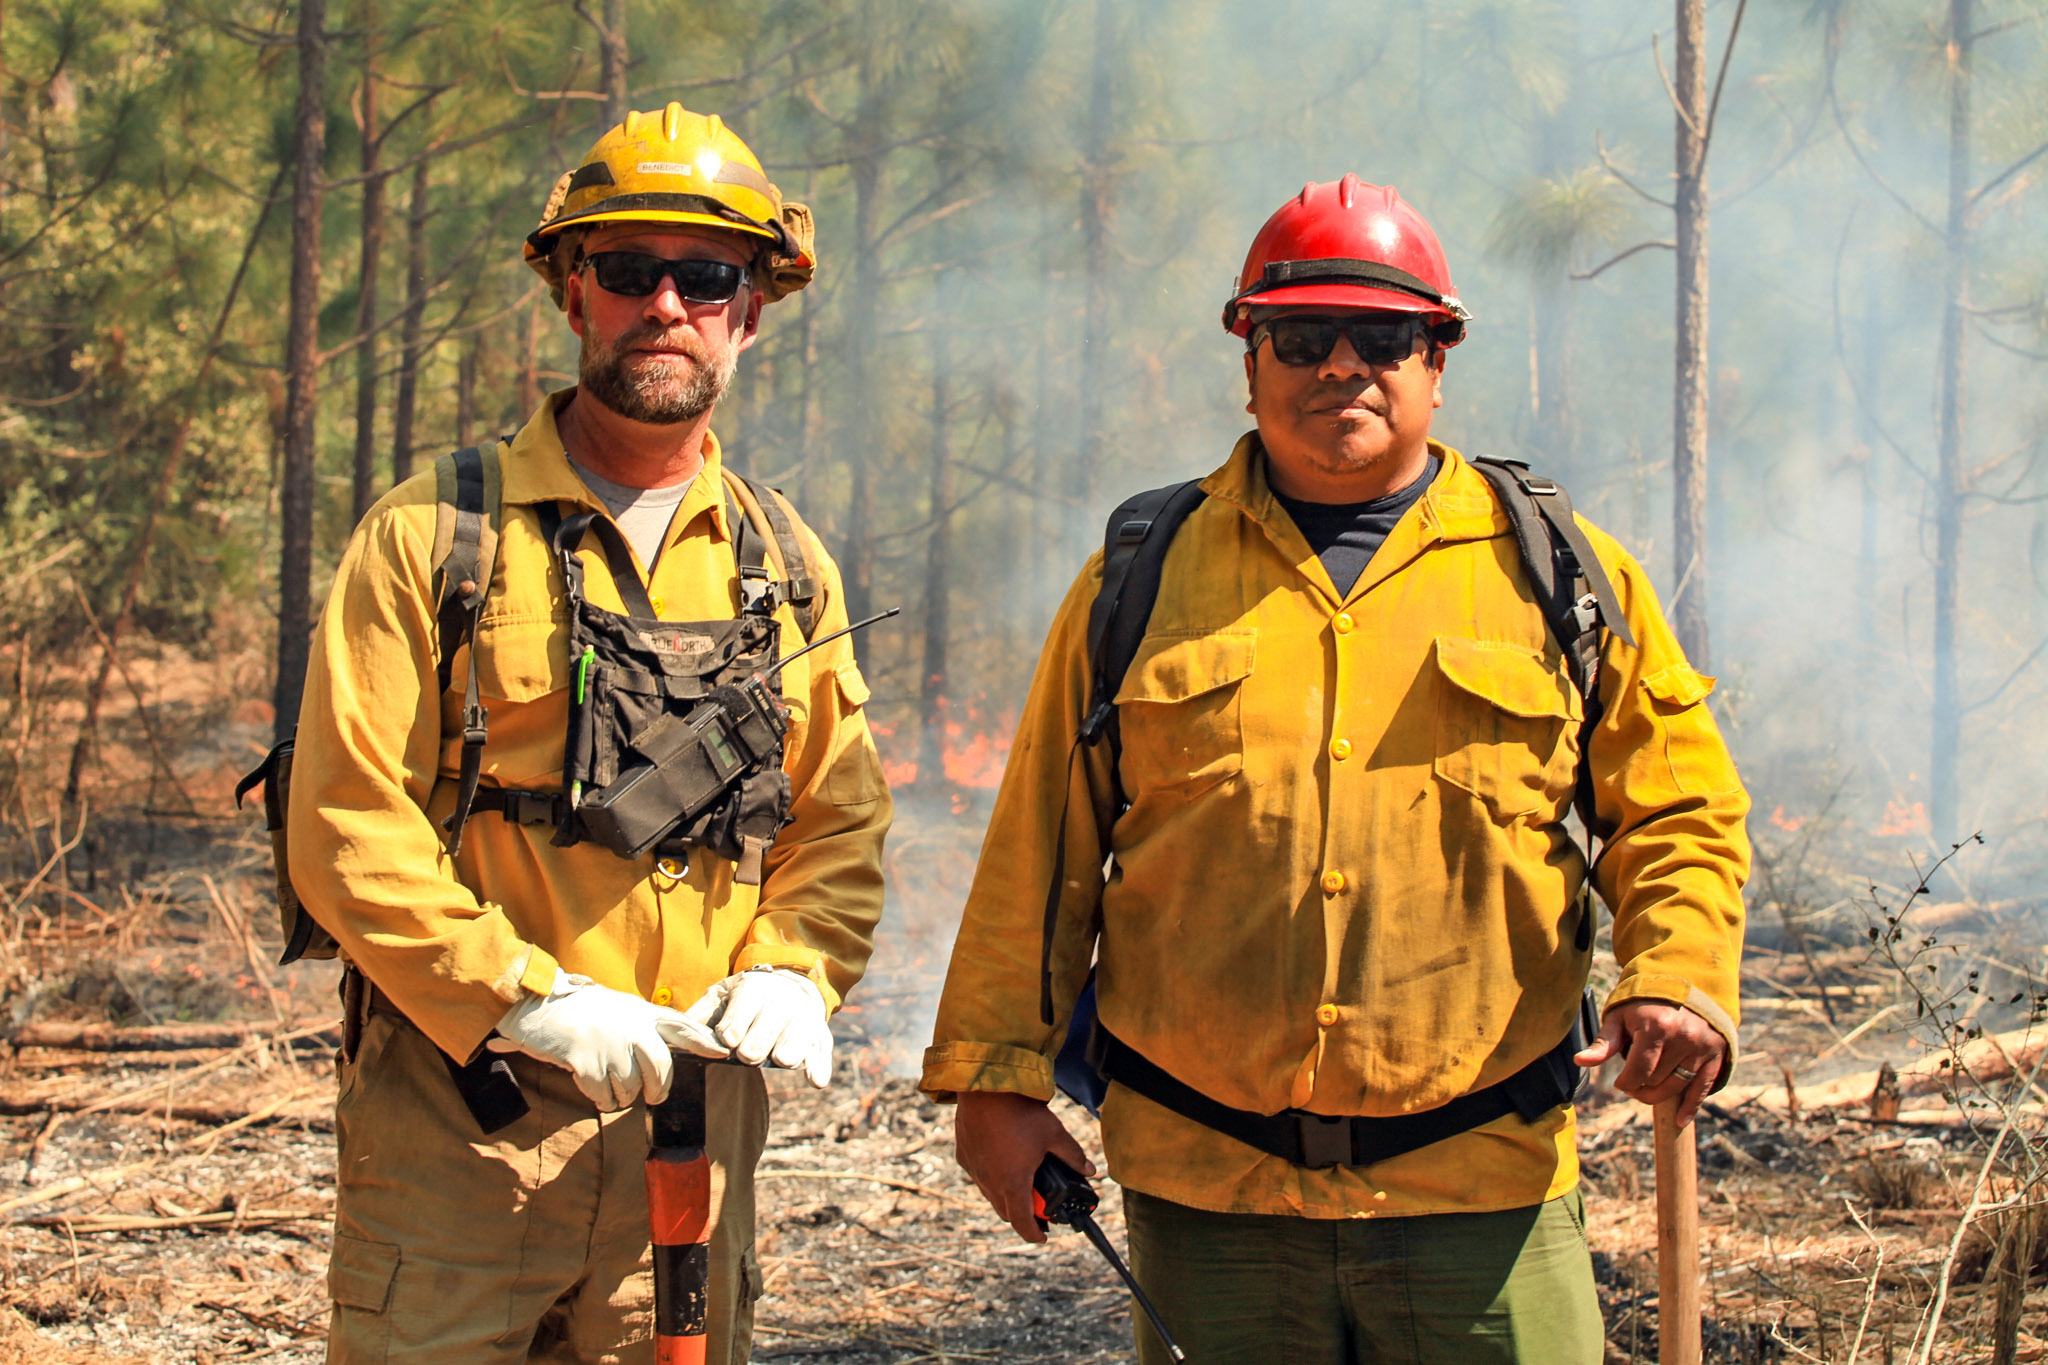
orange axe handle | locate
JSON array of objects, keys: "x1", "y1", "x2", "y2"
[
  {"x1": 648, "y1": 1056, "x2": 712, "y2": 1365},
  {"x1": 1654, "y1": 1098, "x2": 1701, "y2": 1365}
]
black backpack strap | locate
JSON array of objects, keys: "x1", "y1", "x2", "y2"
[
  {"x1": 1038, "y1": 479, "x2": 1208, "y2": 1025},
  {"x1": 723, "y1": 471, "x2": 821, "y2": 634},
  {"x1": 726, "y1": 482, "x2": 777, "y2": 619},
  {"x1": 1081, "y1": 481, "x2": 1209, "y2": 748},
  {"x1": 1471, "y1": 458, "x2": 1639, "y2": 942},
  {"x1": 432, "y1": 445, "x2": 501, "y2": 856}
]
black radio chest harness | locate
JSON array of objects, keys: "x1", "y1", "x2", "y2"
[{"x1": 1043, "y1": 453, "x2": 1638, "y2": 1171}]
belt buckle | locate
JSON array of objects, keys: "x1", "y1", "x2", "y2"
[
  {"x1": 510, "y1": 792, "x2": 554, "y2": 825},
  {"x1": 1296, "y1": 1114, "x2": 1351, "y2": 1170}
]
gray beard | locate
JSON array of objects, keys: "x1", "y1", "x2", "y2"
[{"x1": 578, "y1": 328, "x2": 738, "y2": 425}]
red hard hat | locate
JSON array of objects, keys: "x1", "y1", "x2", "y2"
[{"x1": 1223, "y1": 175, "x2": 1471, "y2": 342}]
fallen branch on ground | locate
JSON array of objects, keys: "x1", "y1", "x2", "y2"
[
  {"x1": 1720, "y1": 1026, "x2": 2046, "y2": 1111},
  {"x1": 6, "y1": 1019, "x2": 341, "y2": 1053},
  {"x1": 21, "y1": 1208, "x2": 327, "y2": 1234}
]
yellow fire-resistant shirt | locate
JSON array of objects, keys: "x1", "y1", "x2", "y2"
[
  {"x1": 290, "y1": 391, "x2": 891, "y2": 1062},
  {"x1": 921, "y1": 437, "x2": 1747, "y2": 1219}
]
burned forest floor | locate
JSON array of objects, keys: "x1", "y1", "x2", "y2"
[{"x1": 0, "y1": 796, "x2": 2043, "y2": 1363}]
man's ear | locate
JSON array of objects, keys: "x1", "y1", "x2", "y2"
[
  {"x1": 564, "y1": 269, "x2": 588, "y2": 340},
  {"x1": 1243, "y1": 348, "x2": 1257, "y2": 415},
  {"x1": 1431, "y1": 350, "x2": 1446, "y2": 409},
  {"x1": 736, "y1": 291, "x2": 765, "y2": 351}
]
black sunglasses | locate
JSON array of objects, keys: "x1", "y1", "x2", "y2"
[
  {"x1": 1249, "y1": 314, "x2": 1459, "y2": 367},
  {"x1": 583, "y1": 251, "x2": 751, "y2": 303}
]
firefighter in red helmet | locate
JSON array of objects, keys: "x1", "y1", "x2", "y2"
[{"x1": 924, "y1": 176, "x2": 1748, "y2": 1362}]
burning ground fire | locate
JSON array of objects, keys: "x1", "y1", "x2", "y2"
[{"x1": 869, "y1": 701, "x2": 1014, "y2": 790}]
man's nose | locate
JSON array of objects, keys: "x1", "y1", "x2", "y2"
[
  {"x1": 642, "y1": 277, "x2": 692, "y2": 327},
  {"x1": 1318, "y1": 333, "x2": 1374, "y2": 381}
]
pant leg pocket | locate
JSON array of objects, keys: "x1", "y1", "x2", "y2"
[
  {"x1": 728, "y1": 1244, "x2": 763, "y2": 1365},
  {"x1": 327, "y1": 1234, "x2": 401, "y2": 1362},
  {"x1": 1558, "y1": 1187, "x2": 1590, "y2": 1246}
]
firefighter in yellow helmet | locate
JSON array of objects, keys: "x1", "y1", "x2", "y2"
[{"x1": 292, "y1": 104, "x2": 889, "y2": 1364}]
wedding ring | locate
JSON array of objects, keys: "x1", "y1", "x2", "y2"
[{"x1": 1672, "y1": 1065, "x2": 1699, "y2": 1082}]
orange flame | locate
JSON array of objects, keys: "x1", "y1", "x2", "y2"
[
  {"x1": 1876, "y1": 798, "x2": 1929, "y2": 838},
  {"x1": 867, "y1": 703, "x2": 1016, "y2": 790},
  {"x1": 1768, "y1": 805, "x2": 1807, "y2": 833}
]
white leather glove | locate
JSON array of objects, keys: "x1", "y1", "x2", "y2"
[
  {"x1": 671, "y1": 966, "x2": 834, "y2": 1088},
  {"x1": 485, "y1": 972, "x2": 698, "y2": 1111}
]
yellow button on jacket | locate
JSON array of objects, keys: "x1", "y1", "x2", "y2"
[
  {"x1": 290, "y1": 392, "x2": 892, "y2": 1062},
  {"x1": 922, "y1": 437, "x2": 1747, "y2": 1219}
]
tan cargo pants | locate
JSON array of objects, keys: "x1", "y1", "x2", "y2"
[{"x1": 324, "y1": 1007, "x2": 767, "y2": 1364}]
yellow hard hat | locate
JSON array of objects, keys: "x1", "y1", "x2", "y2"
[{"x1": 524, "y1": 102, "x2": 815, "y2": 308}]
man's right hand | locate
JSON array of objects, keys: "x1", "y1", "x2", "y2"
[
  {"x1": 486, "y1": 973, "x2": 707, "y2": 1112},
  {"x1": 954, "y1": 1091, "x2": 1095, "y2": 1244}
]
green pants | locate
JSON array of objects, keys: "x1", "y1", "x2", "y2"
[{"x1": 1122, "y1": 1188, "x2": 1604, "y2": 1365}]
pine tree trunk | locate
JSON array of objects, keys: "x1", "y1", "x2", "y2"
[
  {"x1": 601, "y1": 0, "x2": 628, "y2": 127},
  {"x1": 1857, "y1": 281, "x2": 1881, "y2": 659},
  {"x1": 274, "y1": 0, "x2": 328, "y2": 742},
  {"x1": 839, "y1": 55, "x2": 881, "y2": 658},
  {"x1": 917, "y1": 268, "x2": 956, "y2": 790},
  {"x1": 349, "y1": 0, "x2": 383, "y2": 525},
  {"x1": 1032, "y1": 244, "x2": 1055, "y2": 613},
  {"x1": 1931, "y1": 0, "x2": 1971, "y2": 843},
  {"x1": 515, "y1": 293, "x2": 541, "y2": 421},
  {"x1": 1072, "y1": 0, "x2": 1114, "y2": 562},
  {"x1": 455, "y1": 335, "x2": 478, "y2": 448},
  {"x1": 1671, "y1": 0, "x2": 1711, "y2": 671},
  {"x1": 791, "y1": 239, "x2": 819, "y2": 508},
  {"x1": 390, "y1": 157, "x2": 429, "y2": 485}
]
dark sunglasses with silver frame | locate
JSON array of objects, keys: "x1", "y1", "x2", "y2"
[
  {"x1": 582, "y1": 251, "x2": 752, "y2": 304},
  {"x1": 1248, "y1": 312, "x2": 1465, "y2": 368}
]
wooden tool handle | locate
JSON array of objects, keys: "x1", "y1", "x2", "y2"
[{"x1": 1654, "y1": 1098, "x2": 1701, "y2": 1365}]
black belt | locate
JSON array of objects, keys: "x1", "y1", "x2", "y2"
[
  {"x1": 1088, "y1": 990, "x2": 1597, "y2": 1171},
  {"x1": 467, "y1": 786, "x2": 569, "y2": 826}
]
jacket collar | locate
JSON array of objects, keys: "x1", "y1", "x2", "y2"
[
  {"x1": 498, "y1": 388, "x2": 734, "y2": 544},
  {"x1": 1199, "y1": 432, "x2": 1507, "y2": 606}
]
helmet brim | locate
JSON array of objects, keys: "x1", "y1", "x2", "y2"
[
  {"x1": 1225, "y1": 283, "x2": 1453, "y2": 335},
  {"x1": 535, "y1": 207, "x2": 781, "y2": 244}
]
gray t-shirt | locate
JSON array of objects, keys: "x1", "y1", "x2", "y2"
[{"x1": 570, "y1": 460, "x2": 695, "y2": 573}]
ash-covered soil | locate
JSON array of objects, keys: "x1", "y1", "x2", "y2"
[{"x1": 2, "y1": 1030, "x2": 2043, "y2": 1364}]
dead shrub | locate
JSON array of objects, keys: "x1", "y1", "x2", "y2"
[
  {"x1": 1953, "y1": 1199, "x2": 2048, "y2": 1286},
  {"x1": 1846, "y1": 1156, "x2": 1939, "y2": 1210}
]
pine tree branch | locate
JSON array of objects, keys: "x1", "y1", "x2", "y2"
[
  {"x1": 1571, "y1": 239, "x2": 1674, "y2": 280},
  {"x1": 1699, "y1": 0, "x2": 1750, "y2": 161},
  {"x1": 1594, "y1": 134, "x2": 1675, "y2": 209}
]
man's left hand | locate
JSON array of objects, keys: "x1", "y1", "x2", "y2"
[
  {"x1": 1573, "y1": 999, "x2": 1727, "y2": 1129},
  {"x1": 666, "y1": 967, "x2": 834, "y2": 1088}
]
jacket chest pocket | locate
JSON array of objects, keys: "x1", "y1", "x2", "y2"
[
  {"x1": 465, "y1": 614, "x2": 568, "y2": 703},
  {"x1": 1113, "y1": 630, "x2": 1254, "y2": 799},
  {"x1": 1432, "y1": 636, "x2": 1582, "y2": 822}
]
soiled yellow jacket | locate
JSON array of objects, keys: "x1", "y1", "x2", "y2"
[
  {"x1": 922, "y1": 437, "x2": 1747, "y2": 1218},
  {"x1": 291, "y1": 392, "x2": 891, "y2": 1062}
]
